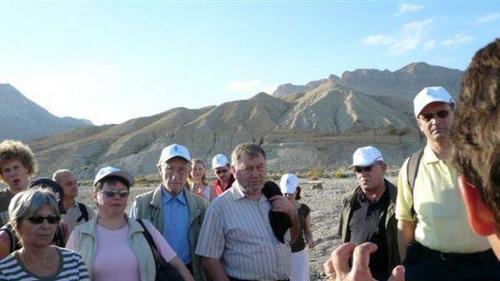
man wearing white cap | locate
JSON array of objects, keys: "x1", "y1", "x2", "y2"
[
  {"x1": 335, "y1": 146, "x2": 399, "y2": 281},
  {"x1": 130, "y1": 144, "x2": 208, "y2": 281},
  {"x1": 211, "y1": 153, "x2": 235, "y2": 197},
  {"x1": 396, "y1": 86, "x2": 496, "y2": 281}
]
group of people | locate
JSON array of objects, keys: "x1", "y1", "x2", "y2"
[
  {"x1": 0, "y1": 138, "x2": 315, "y2": 281},
  {"x1": 325, "y1": 39, "x2": 500, "y2": 281},
  {"x1": 0, "y1": 38, "x2": 497, "y2": 281}
]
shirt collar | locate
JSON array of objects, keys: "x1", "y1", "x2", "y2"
[
  {"x1": 422, "y1": 144, "x2": 441, "y2": 164},
  {"x1": 230, "y1": 181, "x2": 265, "y2": 202},
  {"x1": 161, "y1": 185, "x2": 187, "y2": 205}
]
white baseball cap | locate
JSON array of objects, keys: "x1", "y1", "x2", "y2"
[
  {"x1": 350, "y1": 146, "x2": 384, "y2": 167},
  {"x1": 413, "y1": 86, "x2": 454, "y2": 117},
  {"x1": 280, "y1": 173, "x2": 299, "y2": 194},
  {"x1": 212, "y1": 154, "x2": 229, "y2": 169},
  {"x1": 158, "y1": 144, "x2": 191, "y2": 164},
  {"x1": 94, "y1": 166, "x2": 134, "y2": 187}
]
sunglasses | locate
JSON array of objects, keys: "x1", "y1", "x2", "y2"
[
  {"x1": 215, "y1": 169, "x2": 228, "y2": 175},
  {"x1": 26, "y1": 215, "x2": 61, "y2": 224},
  {"x1": 100, "y1": 189, "x2": 129, "y2": 198},
  {"x1": 354, "y1": 162, "x2": 381, "y2": 173},
  {"x1": 419, "y1": 110, "x2": 449, "y2": 122}
]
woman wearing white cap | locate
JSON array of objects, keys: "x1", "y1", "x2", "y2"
[{"x1": 280, "y1": 173, "x2": 316, "y2": 281}]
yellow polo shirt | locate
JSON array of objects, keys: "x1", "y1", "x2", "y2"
[{"x1": 396, "y1": 145, "x2": 490, "y2": 253}]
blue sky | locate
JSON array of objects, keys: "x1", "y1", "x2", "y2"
[{"x1": 0, "y1": 1, "x2": 498, "y2": 125}]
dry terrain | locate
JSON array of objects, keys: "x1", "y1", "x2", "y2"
[{"x1": 76, "y1": 175, "x2": 398, "y2": 281}]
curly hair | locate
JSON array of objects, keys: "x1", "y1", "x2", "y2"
[
  {"x1": 451, "y1": 38, "x2": 500, "y2": 231},
  {"x1": 0, "y1": 139, "x2": 37, "y2": 176}
]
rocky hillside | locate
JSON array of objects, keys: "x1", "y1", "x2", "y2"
[
  {"x1": 28, "y1": 62, "x2": 461, "y2": 179},
  {"x1": 0, "y1": 84, "x2": 92, "y2": 140},
  {"x1": 273, "y1": 62, "x2": 463, "y2": 100}
]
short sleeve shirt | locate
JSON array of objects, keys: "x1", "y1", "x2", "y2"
[{"x1": 396, "y1": 145, "x2": 490, "y2": 253}]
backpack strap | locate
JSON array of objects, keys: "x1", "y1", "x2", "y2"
[
  {"x1": 76, "y1": 202, "x2": 89, "y2": 222},
  {"x1": 0, "y1": 224, "x2": 17, "y2": 253},
  {"x1": 406, "y1": 148, "x2": 424, "y2": 219}
]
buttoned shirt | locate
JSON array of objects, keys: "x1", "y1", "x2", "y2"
[
  {"x1": 195, "y1": 182, "x2": 291, "y2": 280},
  {"x1": 63, "y1": 200, "x2": 96, "y2": 234},
  {"x1": 396, "y1": 145, "x2": 490, "y2": 253},
  {"x1": 161, "y1": 188, "x2": 191, "y2": 264}
]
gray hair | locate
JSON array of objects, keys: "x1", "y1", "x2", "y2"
[
  {"x1": 52, "y1": 169, "x2": 74, "y2": 183},
  {"x1": 231, "y1": 143, "x2": 266, "y2": 165},
  {"x1": 9, "y1": 188, "x2": 60, "y2": 231}
]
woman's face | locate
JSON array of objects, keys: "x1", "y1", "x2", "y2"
[
  {"x1": 191, "y1": 162, "x2": 206, "y2": 182},
  {"x1": 17, "y1": 204, "x2": 59, "y2": 248},
  {"x1": 94, "y1": 181, "x2": 129, "y2": 218}
]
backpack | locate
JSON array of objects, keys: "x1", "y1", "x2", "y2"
[
  {"x1": 406, "y1": 148, "x2": 424, "y2": 219},
  {"x1": 0, "y1": 222, "x2": 68, "y2": 253},
  {"x1": 76, "y1": 202, "x2": 89, "y2": 223}
]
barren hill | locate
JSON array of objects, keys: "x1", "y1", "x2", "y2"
[
  {"x1": 0, "y1": 84, "x2": 92, "y2": 140},
  {"x1": 28, "y1": 62, "x2": 461, "y2": 179}
]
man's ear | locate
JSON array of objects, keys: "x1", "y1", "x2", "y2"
[{"x1": 458, "y1": 175, "x2": 496, "y2": 236}]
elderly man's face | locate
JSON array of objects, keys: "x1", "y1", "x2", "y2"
[
  {"x1": 159, "y1": 157, "x2": 191, "y2": 195},
  {"x1": 354, "y1": 161, "x2": 386, "y2": 194},
  {"x1": 232, "y1": 153, "x2": 267, "y2": 196},
  {"x1": 417, "y1": 102, "x2": 454, "y2": 143}
]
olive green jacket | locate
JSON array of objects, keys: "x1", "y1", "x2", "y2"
[{"x1": 337, "y1": 179, "x2": 400, "y2": 273}]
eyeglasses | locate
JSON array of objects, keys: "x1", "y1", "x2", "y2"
[
  {"x1": 354, "y1": 162, "x2": 381, "y2": 173},
  {"x1": 215, "y1": 169, "x2": 228, "y2": 175},
  {"x1": 26, "y1": 215, "x2": 61, "y2": 224},
  {"x1": 100, "y1": 189, "x2": 129, "y2": 198},
  {"x1": 419, "y1": 110, "x2": 450, "y2": 122}
]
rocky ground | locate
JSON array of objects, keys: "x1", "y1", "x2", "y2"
[{"x1": 77, "y1": 175, "x2": 398, "y2": 281}]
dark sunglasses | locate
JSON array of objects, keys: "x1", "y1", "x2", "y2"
[
  {"x1": 100, "y1": 189, "x2": 129, "y2": 198},
  {"x1": 419, "y1": 110, "x2": 449, "y2": 122},
  {"x1": 26, "y1": 215, "x2": 61, "y2": 224},
  {"x1": 354, "y1": 162, "x2": 381, "y2": 173},
  {"x1": 215, "y1": 169, "x2": 228, "y2": 175}
]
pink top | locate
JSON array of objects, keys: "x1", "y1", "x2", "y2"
[{"x1": 66, "y1": 220, "x2": 177, "y2": 281}]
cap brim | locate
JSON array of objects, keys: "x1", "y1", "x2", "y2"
[{"x1": 94, "y1": 171, "x2": 134, "y2": 187}]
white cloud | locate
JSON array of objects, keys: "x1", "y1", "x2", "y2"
[
  {"x1": 361, "y1": 35, "x2": 395, "y2": 45},
  {"x1": 227, "y1": 80, "x2": 275, "y2": 95},
  {"x1": 440, "y1": 33, "x2": 473, "y2": 47},
  {"x1": 475, "y1": 13, "x2": 500, "y2": 24},
  {"x1": 423, "y1": 40, "x2": 436, "y2": 50},
  {"x1": 361, "y1": 18, "x2": 434, "y2": 55},
  {"x1": 394, "y1": 3, "x2": 424, "y2": 16}
]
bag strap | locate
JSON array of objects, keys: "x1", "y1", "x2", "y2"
[
  {"x1": 0, "y1": 224, "x2": 17, "y2": 253},
  {"x1": 136, "y1": 219, "x2": 163, "y2": 268},
  {"x1": 76, "y1": 202, "x2": 89, "y2": 222},
  {"x1": 406, "y1": 148, "x2": 424, "y2": 219}
]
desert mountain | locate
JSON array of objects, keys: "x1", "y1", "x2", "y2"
[
  {"x1": 29, "y1": 62, "x2": 462, "y2": 179},
  {"x1": 0, "y1": 84, "x2": 92, "y2": 140},
  {"x1": 273, "y1": 62, "x2": 462, "y2": 100}
]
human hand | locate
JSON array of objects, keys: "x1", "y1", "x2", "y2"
[
  {"x1": 269, "y1": 195, "x2": 297, "y2": 218},
  {"x1": 323, "y1": 242, "x2": 405, "y2": 281}
]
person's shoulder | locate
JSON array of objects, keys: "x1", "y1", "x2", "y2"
[{"x1": 134, "y1": 188, "x2": 159, "y2": 202}]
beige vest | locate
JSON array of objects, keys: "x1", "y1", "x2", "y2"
[{"x1": 71, "y1": 216, "x2": 156, "y2": 281}]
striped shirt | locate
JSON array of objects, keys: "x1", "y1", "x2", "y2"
[
  {"x1": 195, "y1": 182, "x2": 291, "y2": 280},
  {"x1": 0, "y1": 247, "x2": 89, "y2": 281}
]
